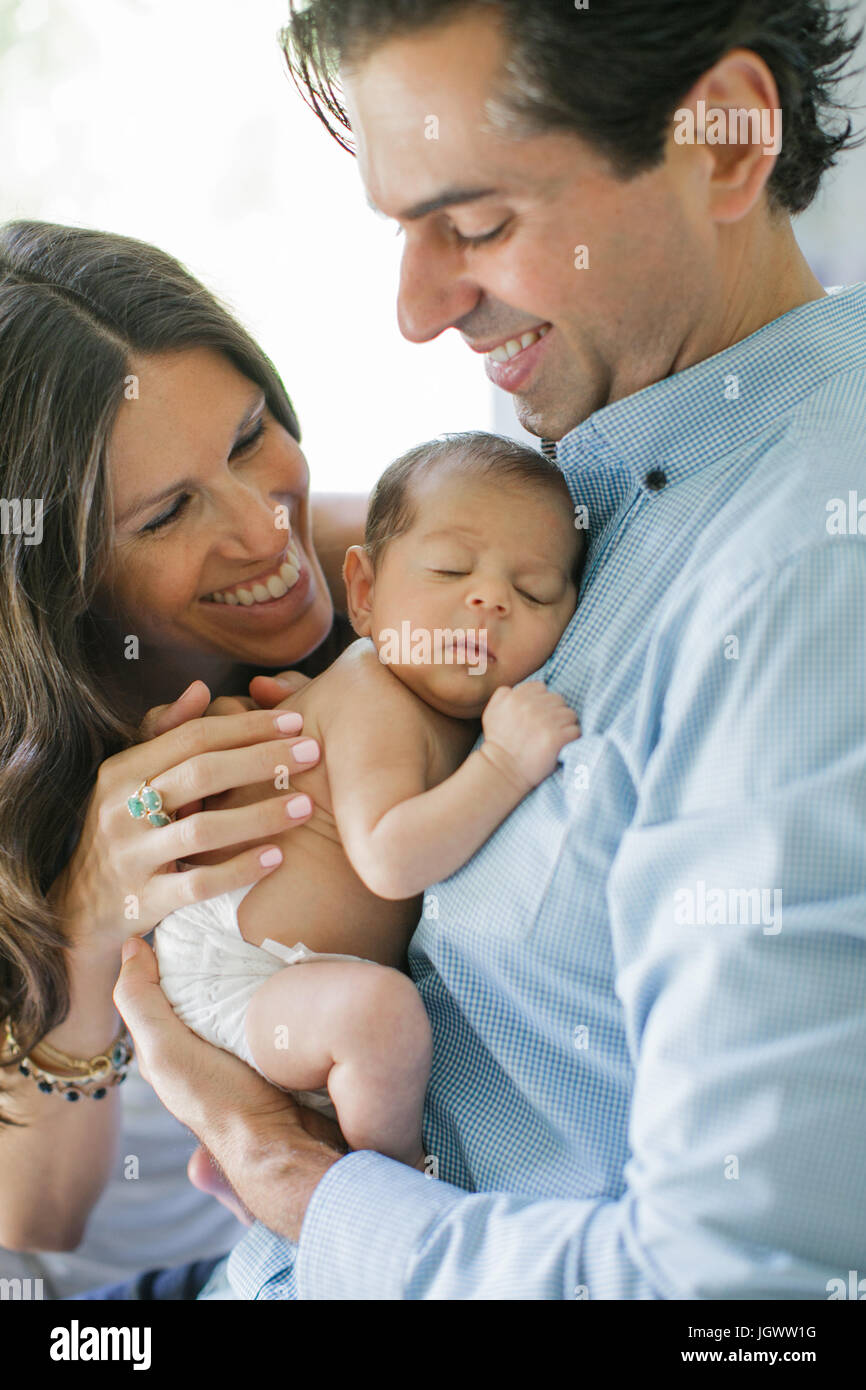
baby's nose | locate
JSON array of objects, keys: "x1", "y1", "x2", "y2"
[{"x1": 466, "y1": 585, "x2": 509, "y2": 614}]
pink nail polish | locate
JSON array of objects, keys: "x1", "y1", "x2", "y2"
[
  {"x1": 276, "y1": 712, "x2": 303, "y2": 733},
  {"x1": 287, "y1": 795, "x2": 312, "y2": 819},
  {"x1": 292, "y1": 739, "x2": 319, "y2": 764},
  {"x1": 259, "y1": 847, "x2": 282, "y2": 867}
]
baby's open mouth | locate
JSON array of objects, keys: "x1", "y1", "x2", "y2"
[{"x1": 202, "y1": 541, "x2": 302, "y2": 606}]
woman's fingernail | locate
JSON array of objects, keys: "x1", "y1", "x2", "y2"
[
  {"x1": 259, "y1": 847, "x2": 283, "y2": 867},
  {"x1": 287, "y1": 794, "x2": 312, "y2": 819},
  {"x1": 292, "y1": 739, "x2": 319, "y2": 764},
  {"x1": 121, "y1": 937, "x2": 141, "y2": 963},
  {"x1": 275, "y1": 712, "x2": 303, "y2": 733}
]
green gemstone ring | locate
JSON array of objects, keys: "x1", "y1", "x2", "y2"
[{"x1": 126, "y1": 779, "x2": 173, "y2": 827}]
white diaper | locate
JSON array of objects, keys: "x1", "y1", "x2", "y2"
[{"x1": 153, "y1": 884, "x2": 372, "y2": 1119}]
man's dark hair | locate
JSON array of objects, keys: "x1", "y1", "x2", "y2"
[
  {"x1": 282, "y1": 0, "x2": 864, "y2": 214},
  {"x1": 364, "y1": 430, "x2": 580, "y2": 573}
]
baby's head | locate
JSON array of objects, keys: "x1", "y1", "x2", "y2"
[{"x1": 343, "y1": 432, "x2": 585, "y2": 718}]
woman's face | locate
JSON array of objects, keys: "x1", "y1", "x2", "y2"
[{"x1": 103, "y1": 346, "x2": 333, "y2": 669}]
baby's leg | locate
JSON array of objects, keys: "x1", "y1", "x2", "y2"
[{"x1": 244, "y1": 960, "x2": 431, "y2": 1168}]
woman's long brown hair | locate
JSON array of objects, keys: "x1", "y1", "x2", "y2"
[{"x1": 0, "y1": 220, "x2": 301, "y2": 1118}]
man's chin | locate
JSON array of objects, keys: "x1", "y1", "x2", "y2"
[
  {"x1": 512, "y1": 394, "x2": 576, "y2": 445},
  {"x1": 512, "y1": 379, "x2": 597, "y2": 444}
]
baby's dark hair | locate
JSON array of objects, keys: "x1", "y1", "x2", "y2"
[{"x1": 364, "y1": 430, "x2": 581, "y2": 573}]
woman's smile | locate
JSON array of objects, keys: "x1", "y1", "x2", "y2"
[
  {"x1": 201, "y1": 537, "x2": 304, "y2": 605},
  {"x1": 199, "y1": 553, "x2": 313, "y2": 628}
]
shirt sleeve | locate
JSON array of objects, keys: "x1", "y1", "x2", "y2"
[{"x1": 239, "y1": 539, "x2": 866, "y2": 1299}]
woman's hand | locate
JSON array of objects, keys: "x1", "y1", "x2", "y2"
[
  {"x1": 52, "y1": 682, "x2": 322, "y2": 958},
  {"x1": 199, "y1": 672, "x2": 312, "y2": 719},
  {"x1": 248, "y1": 669, "x2": 312, "y2": 708}
]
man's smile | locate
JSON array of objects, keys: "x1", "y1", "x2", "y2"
[
  {"x1": 463, "y1": 322, "x2": 551, "y2": 359},
  {"x1": 477, "y1": 323, "x2": 554, "y2": 392}
]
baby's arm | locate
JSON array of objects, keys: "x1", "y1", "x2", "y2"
[{"x1": 328, "y1": 681, "x2": 580, "y2": 900}]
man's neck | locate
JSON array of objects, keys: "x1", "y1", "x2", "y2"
[{"x1": 673, "y1": 213, "x2": 827, "y2": 379}]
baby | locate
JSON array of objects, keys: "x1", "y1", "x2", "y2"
[{"x1": 154, "y1": 431, "x2": 584, "y2": 1169}]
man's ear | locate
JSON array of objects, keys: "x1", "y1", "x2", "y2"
[
  {"x1": 343, "y1": 545, "x2": 376, "y2": 637},
  {"x1": 667, "y1": 47, "x2": 782, "y2": 224}
]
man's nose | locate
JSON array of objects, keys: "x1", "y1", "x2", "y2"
[{"x1": 396, "y1": 235, "x2": 480, "y2": 343}]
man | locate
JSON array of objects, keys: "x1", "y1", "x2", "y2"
[{"x1": 116, "y1": 0, "x2": 866, "y2": 1299}]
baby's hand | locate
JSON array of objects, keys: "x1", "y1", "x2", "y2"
[{"x1": 481, "y1": 682, "x2": 581, "y2": 794}]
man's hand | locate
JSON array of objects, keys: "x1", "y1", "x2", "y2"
[{"x1": 114, "y1": 936, "x2": 346, "y2": 1242}]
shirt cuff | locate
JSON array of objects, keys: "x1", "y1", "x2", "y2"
[
  {"x1": 227, "y1": 1221, "x2": 299, "y2": 1300},
  {"x1": 297, "y1": 1149, "x2": 465, "y2": 1299}
]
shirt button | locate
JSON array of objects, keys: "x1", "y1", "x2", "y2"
[{"x1": 645, "y1": 468, "x2": 667, "y2": 491}]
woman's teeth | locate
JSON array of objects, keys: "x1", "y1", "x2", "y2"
[
  {"x1": 206, "y1": 546, "x2": 302, "y2": 606},
  {"x1": 487, "y1": 324, "x2": 550, "y2": 363}
]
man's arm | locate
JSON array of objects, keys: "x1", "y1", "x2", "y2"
[
  {"x1": 262, "y1": 540, "x2": 866, "y2": 1299},
  {"x1": 119, "y1": 541, "x2": 866, "y2": 1298},
  {"x1": 113, "y1": 935, "x2": 342, "y2": 1240}
]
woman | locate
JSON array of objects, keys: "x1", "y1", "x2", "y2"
[{"x1": 0, "y1": 219, "x2": 364, "y2": 1297}]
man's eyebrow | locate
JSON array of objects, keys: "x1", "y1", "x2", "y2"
[
  {"x1": 367, "y1": 186, "x2": 501, "y2": 222},
  {"x1": 115, "y1": 388, "x2": 266, "y2": 526}
]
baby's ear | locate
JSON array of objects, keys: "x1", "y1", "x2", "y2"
[{"x1": 343, "y1": 545, "x2": 375, "y2": 637}]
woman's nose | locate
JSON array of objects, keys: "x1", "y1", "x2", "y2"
[{"x1": 217, "y1": 483, "x2": 287, "y2": 557}]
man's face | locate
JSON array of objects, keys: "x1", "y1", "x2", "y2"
[{"x1": 342, "y1": 7, "x2": 716, "y2": 440}]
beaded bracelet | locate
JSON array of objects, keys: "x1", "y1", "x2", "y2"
[{"x1": 3, "y1": 1021, "x2": 134, "y2": 1101}]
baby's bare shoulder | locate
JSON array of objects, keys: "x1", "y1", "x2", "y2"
[
  {"x1": 323, "y1": 636, "x2": 422, "y2": 706},
  {"x1": 316, "y1": 639, "x2": 431, "y2": 726}
]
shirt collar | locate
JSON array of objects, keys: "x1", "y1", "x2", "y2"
[{"x1": 556, "y1": 283, "x2": 866, "y2": 498}]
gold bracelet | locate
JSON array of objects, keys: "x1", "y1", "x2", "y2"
[
  {"x1": 29, "y1": 1022, "x2": 131, "y2": 1079},
  {"x1": 3, "y1": 1021, "x2": 133, "y2": 1100}
]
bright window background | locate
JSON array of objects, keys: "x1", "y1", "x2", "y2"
[
  {"x1": 0, "y1": 0, "x2": 495, "y2": 492},
  {"x1": 0, "y1": 0, "x2": 864, "y2": 490}
]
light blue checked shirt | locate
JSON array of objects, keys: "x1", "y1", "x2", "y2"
[{"x1": 222, "y1": 284, "x2": 866, "y2": 1300}]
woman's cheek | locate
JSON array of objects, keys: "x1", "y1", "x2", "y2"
[{"x1": 123, "y1": 558, "x2": 194, "y2": 635}]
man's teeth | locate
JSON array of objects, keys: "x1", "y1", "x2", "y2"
[
  {"x1": 488, "y1": 324, "x2": 550, "y2": 364},
  {"x1": 208, "y1": 547, "x2": 302, "y2": 606}
]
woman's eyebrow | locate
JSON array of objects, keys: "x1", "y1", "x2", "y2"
[
  {"x1": 232, "y1": 388, "x2": 266, "y2": 438},
  {"x1": 115, "y1": 388, "x2": 266, "y2": 526}
]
